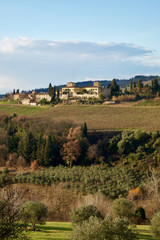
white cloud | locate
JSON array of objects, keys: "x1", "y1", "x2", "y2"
[
  {"x1": 0, "y1": 37, "x2": 151, "y2": 58},
  {"x1": 130, "y1": 54, "x2": 160, "y2": 67},
  {"x1": 0, "y1": 37, "x2": 33, "y2": 53},
  {"x1": 0, "y1": 37, "x2": 159, "y2": 93}
]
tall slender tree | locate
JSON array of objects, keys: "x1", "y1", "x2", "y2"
[
  {"x1": 81, "y1": 122, "x2": 88, "y2": 138},
  {"x1": 109, "y1": 79, "x2": 120, "y2": 98},
  {"x1": 44, "y1": 135, "x2": 54, "y2": 166},
  {"x1": 152, "y1": 78, "x2": 159, "y2": 94},
  {"x1": 48, "y1": 83, "x2": 52, "y2": 96},
  {"x1": 57, "y1": 88, "x2": 60, "y2": 101},
  {"x1": 129, "y1": 80, "x2": 133, "y2": 92},
  {"x1": 137, "y1": 79, "x2": 143, "y2": 92}
]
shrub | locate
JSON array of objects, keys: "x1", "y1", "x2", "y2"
[
  {"x1": 70, "y1": 205, "x2": 104, "y2": 225},
  {"x1": 113, "y1": 198, "x2": 133, "y2": 219},
  {"x1": 112, "y1": 94, "x2": 136, "y2": 102},
  {"x1": 134, "y1": 207, "x2": 146, "y2": 224},
  {"x1": 70, "y1": 216, "x2": 106, "y2": 240},
  {"x1": 111, "y1": 217, "x2": 137, "y2": 240},
  {"x1": 151, "y1": 211, "x2": 160, "y2": 239},
  {"x1": 70, "y1": 216, "x2": 137, "y2": 240},
  {"x1": 30, "y1": 160, "x2": 39, "y2": 171},
  {"x1": 2, "y1": 167, "x2": 9, "y2": 175},
  {"x1": 39, "y1": 98, "x2": 50, "y2": 105}
]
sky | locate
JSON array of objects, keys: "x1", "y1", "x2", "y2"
[{"x1": 0, "y1": 0, "x2": 160, "y2": 93}]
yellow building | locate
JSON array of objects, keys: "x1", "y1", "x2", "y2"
[{"x1": 61, "y1": 81, "x2": 109, "y2": 100}]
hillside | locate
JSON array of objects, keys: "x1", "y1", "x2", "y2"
[
  {"x1": 0, "y1": 101, "x2": 160, "y2": 226},
  {"x1": 1, "y1": 102, "x2": 160, "y2": 131}
]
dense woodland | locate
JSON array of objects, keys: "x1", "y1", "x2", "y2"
[{"x1": 1, "y1": 113, "x2": 160, "y2": 170}]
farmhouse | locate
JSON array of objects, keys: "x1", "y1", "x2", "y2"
[
  {"x1": 13, "y1": 93, "x2": 20, "y2": 100},
  {"x1": 14, "y1": 91, "x2": 51, "y2": 105},
  {"x1": 61, "y1": 81, "x2": 109, "y2": 100}
]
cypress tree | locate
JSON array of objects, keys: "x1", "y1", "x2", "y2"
[
  {"x1": 137, "y1": 79, "x2": 143, "y2": 92},
  {"x1": 18, "y1": 132, "x2": 37, "y2": 163},
  {"x1": 51, "y1": 86, "x2": 56, "y2": 103},
  {"x1": 44, "y1": 135, "x2": 53, "y2": 166},
  {"x1": 36, "y1": 133, "x2": 44, "y2": 165},
  {"x1": 81, "y1": 122, "x2": 88, "y2": 138},
  {"x1": 48, "y1": 83, "x2": 52, "y2": 97},
  {"x1": 152, "y1": 78, "x2": 159, "y2": 94},
  {"x1": 133, "y1": 82, "x2": 136, "y2": 88},
  {"x1": 129, "y1": 80, "x2": 133, "y2": 92},
  {"x1": 109, "y1": 79, "x2": 120, "y2": 98}
]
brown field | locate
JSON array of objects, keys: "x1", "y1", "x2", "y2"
[{"x1": 1, "y1": 102, "x2": 160, "y2": 131}]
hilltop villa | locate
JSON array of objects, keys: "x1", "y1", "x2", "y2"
[
  {"x1": 61, "y1": 81, "x2": 109, "y2": 100},
  {"x1": 13, "y1": 81, "x2": 109, "y2": 104}
]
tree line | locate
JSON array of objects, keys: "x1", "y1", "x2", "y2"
[
  {"x1": 109, "y1": 77, "x2": 160, "y2": 100},
  {"x1": 1, "y1": 114, "x2": 160, "y2": 172}
]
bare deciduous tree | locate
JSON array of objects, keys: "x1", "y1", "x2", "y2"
[
  {"x1": 0, "y1": 186, "x2": 28, "y2": 240},
  {"x1": 61, "y1": 139, "x2": 81, "y2": 166}
]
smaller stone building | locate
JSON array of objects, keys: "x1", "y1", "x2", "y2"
[
  {"x1": 14, "y1": 91, "x2": 51, "y2": 105},
  {"x1": 13, "y1": 93, "x2": 20, "y2": 100}
]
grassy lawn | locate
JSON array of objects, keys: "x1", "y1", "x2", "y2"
[
  {"x1": 28, "y1": 222, "x2": 72, "y2": 240},
  {"x1": 137, "y1": 225, "x2": 155, "y2": 240},
  {"x1": 0, "y1": 104, "x2": 49, "y2": 116},
  {"x1": 26, "y1": 222, "x2": 155, "y2": 240}
]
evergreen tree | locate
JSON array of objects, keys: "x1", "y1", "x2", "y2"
[
  {"x1": 137, "y1": 79, "x2": 143, "y2": 92},
  {"x1": 57, "y1": 88, "x2": 60, "y2": 101},
  {"x1": 18, "y1": 132, "x2": 37, "y2": 163},
  {"x1": 8, "y1": 135, "x2": 19, "y2": 153},
  {"x1": 13, "y1": 89, "x2": 15, "y2": 94},
  {"x1": 129, "y1": 80, "x2": 133, "y2": 92},
  {"x1": 109, "y1": 79, "x2": 120, "y2": 98},
  {"x1": 36, "y1": 134, "x2": 45, "y2": 165},
  {"x1": 44, "y1": 135, "x2": 54, "y2": 166},
  {"x1": 133, "y1": 82, "x2": 136, "y2": 88},
  {"x1": 16, "y1": 89, "x2": 19, "y2": 94},
  {"x1": 48, "y1": 83, "x2": 52, "y2": 97},
  {"x1": 51, "y1": 86, "x2": 56, "y2": 103},
  {"x1": 152, "y1": 78, "x2": 159, "y2": 94},
  {"x1": 48, "y1": 84, "x2": 56, "y2": 103},
  {"x1": 81, "y1": 122, "x2": 88, "y2": 138}
]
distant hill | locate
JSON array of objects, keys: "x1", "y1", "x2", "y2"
[{"x1": 23, "y1": 75, "x2": 160, "y2": 93}]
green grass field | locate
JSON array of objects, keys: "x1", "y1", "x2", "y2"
[
  {"x1": 1, "y1": 103, "x2": 160, "y2": 131},
  {"x1": 137, "y1": 225, "x2": 155, "y2": 240},
  {"x1": 0, "y1": 104, "x2": 49, "y2": 116},
  {"x1": 26, "y1": 222, "x2": 155, "y2": 240},
  {"x1": 28, "y1": 222, "x2": 72, "y2": 240}
]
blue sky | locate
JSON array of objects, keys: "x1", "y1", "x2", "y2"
[{"x1": 0, "y1": 0, "x2": 160, "y2": 93}]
